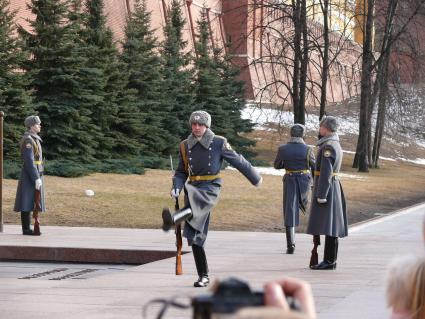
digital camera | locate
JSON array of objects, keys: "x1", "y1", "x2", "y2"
[{"x1": 191, "y1": 277, "x2": 299, "y2": 319}]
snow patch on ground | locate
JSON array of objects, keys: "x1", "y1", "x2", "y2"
[
  {"x1": 226, "y1": 166, "x2": 367, "y2": 179},
  {"x1": 343, "y1": 150, "x2": 397, "y2": 162},
  {"x1": 242, "y1": 106, "x2": 359, "y2": 135},
  {"x1": 415, "y1": 140, "x2": 425, "y2": 149},
  {"x1": 398, "y1": 158, "x2": 425, "y2": 166},
  {"x1": 412, "y1": 158, "x2": 425, "y2": 165},
  {"x1": 243, "y1": 106, "x2": 425, "y2": 165}
]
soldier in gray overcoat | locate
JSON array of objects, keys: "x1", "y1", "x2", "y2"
[
  {"x1": 14, "y1": 115, "x2": 45, "y2": 235},
  {"x1": 274, "y1": 124, "x2": 315, "y2": 254},
  {"x1": 162, "y1": 110, "x2": 262, "y2": 287},
  {"x1": 306, "y1": 116, "x2": 347, "y2": 270}
]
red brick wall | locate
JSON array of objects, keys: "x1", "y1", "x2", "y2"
[{"x1": 9, "y1": 0, "x2": 367, "y2": 105}]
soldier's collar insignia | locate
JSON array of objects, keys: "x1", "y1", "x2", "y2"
[{"x1": 324, "y1": 150, "x2": 332, "y2": 157}]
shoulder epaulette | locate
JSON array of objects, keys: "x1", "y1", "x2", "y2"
[
  {"x1": 214, "y1": 135, "x2": 226, "y2": 141},
  {"x1": 21, "y1": 135, "x2": 40, "y2": 157}
]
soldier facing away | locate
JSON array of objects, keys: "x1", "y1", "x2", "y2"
[
  {"x1": 306, "y1": 116, "x2": 347, "y2": 270},
  {"x1": 274, "y1": 124, "x2": 315, "y2": 254},
  {"x1": 162, "y1": 110, "x2": 262, "y2": 287},
  {"x1": 14, "y1": 115, "x2": 45, "y2": 235}
]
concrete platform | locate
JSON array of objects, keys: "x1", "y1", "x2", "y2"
[{"x1": 0, "y1": 203, "x2": 424, "y2": 319}]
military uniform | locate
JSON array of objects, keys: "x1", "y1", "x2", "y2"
[
  {"x1": 171, "y1": 124, "x2": 261, "y2": 286},
  {"x1": 14, "y1": 131, "x2": 45, "y2": 233},
  {"x1": 274, "y1": 136, "x2": 315, "y2": 254},
  {"x1": 306, "y1": 132, "x2": 347, "y2": 269},
  {"x1": 174, "y1": 128, "x2": 261, "y2": 244}
]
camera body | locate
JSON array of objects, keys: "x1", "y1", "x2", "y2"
[{"x1": 192, "y1": 277, "x2": 298, "y2": 319}]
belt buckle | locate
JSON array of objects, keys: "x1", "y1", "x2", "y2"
[{"x1": 195, "y1": 176, "x2": 200, "y2": 181}]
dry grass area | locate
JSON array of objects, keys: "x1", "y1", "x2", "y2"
[{"x1": 3, "y1": 152, "x2": 425, "y2": 232}]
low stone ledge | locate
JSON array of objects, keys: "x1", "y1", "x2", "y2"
[{"x1": 0, "y1": 245, "x2": 188, "y2": 265}]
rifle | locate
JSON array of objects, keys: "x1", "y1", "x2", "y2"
[
  {"x1": 33, "y1": 189, "x2": 41, "y2": 236},
  {"x1": 170, "y1": 155, "x2": 183, "y2": 275},
  {"x1": 309, "y1": 235, "x2": 320, "y2": 268}
]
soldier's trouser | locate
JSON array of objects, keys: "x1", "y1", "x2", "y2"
[
  {"x1": 324, "y1": 236, "x2": 338, "y2": 263},
  {"x1": 285, "y1": 226, "x2": 295, "y2": 248},
  {"x1": 20, "y1": 212, "x2": 32, "y2": 233},
  {"x1": 192, "y1": 244, "x2": 208, "y2": 278}
]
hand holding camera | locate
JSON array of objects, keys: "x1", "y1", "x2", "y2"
[
  {"x1": 263, "y1": 277, "x2": 316, "y2": 319},
  {"x1": 192, "y1": 277, "x2": 316, "y2": 319}
]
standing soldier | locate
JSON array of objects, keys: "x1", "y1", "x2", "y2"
[
  {"x1": 14, "y1": 115, "x2": 45, "y2": 235},
  {"x1": 162, "y1": 110, "x2": 262, "y2": 287},
  {"x1": 306, "y1": 116, "x2": 347, "y2": 270},
  {"x1": 274, "y1": 124, "x2": 315, "y2": 254}
]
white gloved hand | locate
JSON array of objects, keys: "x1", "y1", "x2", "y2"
[
  {"x1": 317, "y1": 198, "x2": 327, "y2": 204},
  {"x1": 255, "y1": 177, "x2": 263, "y2": 187},
  {"x1": 35, "y1": 178, "x2": 42, "y2": 191},
  {"x1": 170, "y1": 188, "x2": 180, "y2": 198}
]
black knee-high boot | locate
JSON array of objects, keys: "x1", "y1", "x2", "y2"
[
  {"x1": 285, "y1": 226, "x2": 295, "y2": 254},
  {"x1": 162, "y1": 206, "x2": 192, "y2": 231},
  {"x1": 21, "y1": 212, "x2": 34, "y2": 235},
  {"x1": 334, "y1": 237, "x2": 339, "y2": 262},
  {"x1": 192, "y1": 244, "x2": 209, "y2": 287},
  {"x1": 311, "y1": 236, "x2": 337, "y2": 270}
]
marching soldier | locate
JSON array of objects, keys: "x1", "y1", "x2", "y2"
[
  {"x1": 162, "y1": 110, "x2": 262, "y2": 287},
  {"x1": 274, "y1": 124, "x2": 315, "y2": 254},
  {"x1": 14, "y1": 115, "x2": 45, "y2": 235},
  {"x1": 306, "y1": 116, "x2": 347, "y2": 270}
]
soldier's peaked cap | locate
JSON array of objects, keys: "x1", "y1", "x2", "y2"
[
  {"x1": 320, "y1": 116, "x2": 339, "y2": 132},
  {"x1": 24, "y1": 115, "x2": 41, "y2": 128},
  {"x1": 189, "y1": 110, "x2": 211, "y2": 128},
  {"x1": 290, "y1": 124, "x2": 305, "y2": 137}
]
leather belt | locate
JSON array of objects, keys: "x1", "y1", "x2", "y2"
[
  {"x1": 189, "y1": 174, "x2": 221, "y2": 182},
  {"x1": 314, "y1": 170, "x2": 338, "y2": 176},
  {"x1": 285, "y1": 169, "x2": 310, "y2": 174}
]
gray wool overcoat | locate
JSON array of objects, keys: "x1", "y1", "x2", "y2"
[
  {"x1": 173, "y1": 129, "x2": 261, "y2": 246},
  {"x1": 306, "y1": 134, "x2": 347, "y2": 238},
  {"x1": 14, "y1": 132, "x2": 46, "y2": 213},
  {"x1": 274, "y1": 138, "x2": 315, "y2": 227}
]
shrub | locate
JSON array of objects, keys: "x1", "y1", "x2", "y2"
[
  {"x1": 45, "y1": 160, "x2": 92, "y2": 177},
  {"x1": 4, "y1": 160, "x2": 21, "y2": 179}
]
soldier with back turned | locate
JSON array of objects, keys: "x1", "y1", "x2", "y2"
[{"x1": 274, "y1": 124, "x2": 315, "y2": 254}]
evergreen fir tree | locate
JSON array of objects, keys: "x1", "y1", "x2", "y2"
[
  {"x1": 83, "y1": 0, "x2": 128, "y2": 158},
  {"x1": 121, "y1": 0, "x2": 171, "y2": 157},
  {"x1": 0, "y1": 0, "x2": 33, "y2": 159},
  {"x1": 193, "y1": 9, "x2": 230, "y2": 137},
  {"x1": 161, "y1": 0, "x2": 194, "y2": 152},
  {"x1": 215, "y1": 47, "x2": 256, "y2": 158},
  {"x1": 193, "y1": 9, "x2": 255, "y2": 157},
  {"x1": 20, "y1": 0, "x2": 100, "y2": 161}
]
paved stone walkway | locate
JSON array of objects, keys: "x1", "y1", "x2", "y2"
[{"x1": 0, "y1": 203, "x2": 424, "y2": 319}]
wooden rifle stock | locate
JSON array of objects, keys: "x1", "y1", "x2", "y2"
[
  {"x1": 309, "y1": 235, "x2": 320, "y2": 268},
  {"x1": 33, "y1": 189, "x2": 41, "y2": 236},
  {"x1": 175, "y1": 198, "x2": 183, "y2": 275}
]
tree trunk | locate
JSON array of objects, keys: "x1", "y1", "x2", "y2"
[
  {"x1": 292, "y1": 0, "x2": 301, "y2": 123},
  {"x1": 319, "y1": 0, "x2": 329, "y2": 120},
  {"x1": 367, "y1": 0, "x2": 398, "y2": 167},
  {"x1": 372, "y1": 49, "x2": 391, "y2": 167},
  {"x1": 354, "y1": 0, "x2": 375, "y2": 172},
  {"x1": 297, "y1": 0, "x2": 308, "y2": 125}
]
